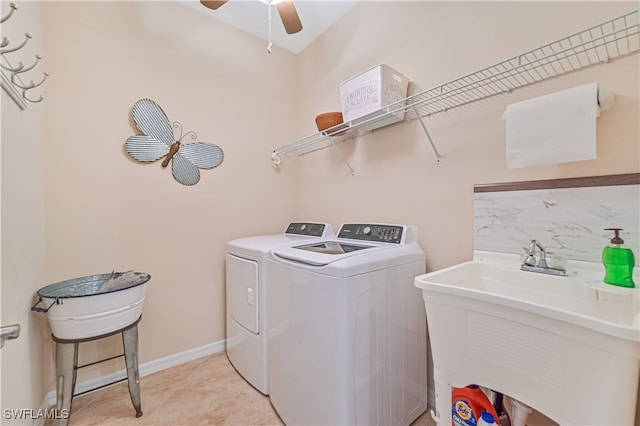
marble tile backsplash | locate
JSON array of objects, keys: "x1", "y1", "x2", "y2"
[{"x1": 474, "y1": 184, "x2": 640, "y2": 263}]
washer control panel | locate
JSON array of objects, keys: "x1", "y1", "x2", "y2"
[
  {"x1": 285, "y1": 222, "x2": 329, "y2": 237},
  {"x1": 338, "y1": 224, "x2": 404, "y2": 244}
]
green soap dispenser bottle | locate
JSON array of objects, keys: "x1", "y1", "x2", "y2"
[{"x1": 602, "y1": 228, "x2": 636, "y2": 288}]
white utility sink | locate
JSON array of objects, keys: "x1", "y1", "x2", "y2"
[{"x1": 415, "y1": 251, "x2": 640, "y2": 426}]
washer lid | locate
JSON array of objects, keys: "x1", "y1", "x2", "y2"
[
  {"x1": 227, "y1": 222, "x2": 335, "y2": 257},
  {"x1": 293, "y1": 241, "x2": 373, "y2": 255},
  {"x1": 271, "y1": 223, "x2": 423, "y2": 270},
  {"x1": 272, "y1": 241, "x2": 385, "y2": 266}
]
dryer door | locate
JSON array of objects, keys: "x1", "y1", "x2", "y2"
[{"x1": 226, "y1": 253, "x2": 259, "y2": 334}]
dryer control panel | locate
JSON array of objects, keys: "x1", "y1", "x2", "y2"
[
  {"x1": 285, "y1": 222, "x2": 329, "y2": 237},
  {"x1": 338, "y1": 224, "x2": 403, "y2": 244}
]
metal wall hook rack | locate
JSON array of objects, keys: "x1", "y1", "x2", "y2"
[
  {"x1": 1, "y1": 3, "x2": 48, "y2": 110},
  {"x1": 0, "y1": 2, "x2": 17, "y2": 23},
  {"x1": 1, "y1": 32, "x2": 31, "y2": 54},
  {"x1": 10, "y1": 54, "x2": 40, "y2": 77},
  {"x1": 272, "y1": 8, "x2": 640, "y2": 172}
]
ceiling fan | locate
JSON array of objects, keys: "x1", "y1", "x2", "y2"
[{"x1": 200, "y1": 0, "x2": 303, "y2": 35}]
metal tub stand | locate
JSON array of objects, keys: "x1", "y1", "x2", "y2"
[{"x1": 53, "y1": 316, "x2": 143, "y2": 426}]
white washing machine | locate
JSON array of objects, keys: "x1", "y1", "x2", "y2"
[
  {"x1": 267, "y1": 223, "x2": 428, "y2": 426},
  {"x1": 226, "y1": 222, "x2": 334, "y2": 395}
]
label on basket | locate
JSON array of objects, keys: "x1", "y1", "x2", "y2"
[
  {"x1": 384, "y1": 83, "x2": 405, "y2": 112},
  {"x1": 342, "y1": 78, "x2": 380, "y2": 115}
]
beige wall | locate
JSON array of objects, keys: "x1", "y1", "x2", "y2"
[
  {"x1": 1, "y1": 0, "x2": 638, "y2": 418},
  {"x1": 290, "y1": 1, "x2": 639, "y2": 274},
  {"x1": 39, "y1": 0, "x2": 299, "y2": 383},
  {"x1": 0, "y1": 0, "x2": 298, "y2": 398},
  {"x1": 1, "y1": 0, "x2": 48, "y2": 419},
  {"x1": 290, "y1": 5, "x2": 637, "y2": 417}
]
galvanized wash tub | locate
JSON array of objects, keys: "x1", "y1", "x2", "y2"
[{"x1": 32, "y1": 271, "x2": 151, "y2": 340}]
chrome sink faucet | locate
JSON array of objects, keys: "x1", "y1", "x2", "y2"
[
  {"x1": 522, "y1": 239, "x2": 566, "y2": 276},
  {"x1": 524, "y1": 240, "x2": 547, "y2": 267}
]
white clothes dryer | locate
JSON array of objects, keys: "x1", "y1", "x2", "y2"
[
  {"x1": 267, "y1": 223, "x2": 428, "y2": 426},
  {"x1": 226, "y1": 222, "x2": 334, "y2": 395}
]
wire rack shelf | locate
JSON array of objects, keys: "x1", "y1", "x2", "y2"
[
  {"x1": 272, "y1": 8, "x2": 640, "y2": 171},
  {"x1": 406, "y1": 8, "x2": 639, "y2": 119}
]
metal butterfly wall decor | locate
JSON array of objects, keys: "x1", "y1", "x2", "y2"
[{"x1": 126, "y1": 98, "x2": 224, "y2": 186}]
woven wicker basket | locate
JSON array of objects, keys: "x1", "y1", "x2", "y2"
[{"x1": 315, "y1": 112, "x2": 344, "y2": 132}]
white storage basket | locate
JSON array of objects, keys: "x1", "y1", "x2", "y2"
[{"x1": 339, "y1": 64, "x2": 409, "y2": 131}]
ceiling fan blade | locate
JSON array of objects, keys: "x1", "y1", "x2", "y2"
[
  {"x1": 200, "y1": 0, "x2": 229, "y2": 10},
  {"x1": 276, "y1": 0, "x2": 303, "y2": 35}
]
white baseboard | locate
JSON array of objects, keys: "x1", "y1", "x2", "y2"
[
  {"x1": 138, "y1": 339, "x2": 225, "y2": 377},
  {"x1": 41, "y1": 339, "x2": 226, "y2": 410}
]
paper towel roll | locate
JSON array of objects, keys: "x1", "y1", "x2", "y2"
[{"x1": 504, "y1": 82, "x2": 600, "y2": 169}]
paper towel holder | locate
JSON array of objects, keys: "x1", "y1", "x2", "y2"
[
  {"x1": 597, "y1": 87, "x2": 614, "y2": 113},
  {"x1": 501, "y1": 84, "x2": 614, "y2": 122}
]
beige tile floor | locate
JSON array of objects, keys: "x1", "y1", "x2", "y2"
[{"x1": 54, "y1": 352, "x2": 436, "y2": 426}]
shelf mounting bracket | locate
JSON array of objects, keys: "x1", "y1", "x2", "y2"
[
  {"x1": 326, "y1": 135, "x2": 355, "y2": 175},
  {"x1": 412, "y1": 105, "x2": 441, "y2": 164}
]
